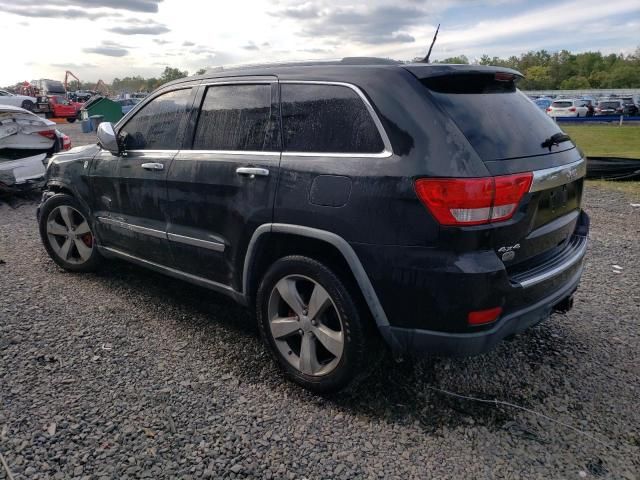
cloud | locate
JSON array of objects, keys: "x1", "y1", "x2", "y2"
[
  {"x1": 51, "y1": 62, "x2": 98, "y2": 68},
  {"x1": 436, "y1": 0, "x2": 640, "y2": 49},
  {"x1": 108, "y1": 22, "x2": 170, "y2": 34},
  {"x1": 69, "y1": 0, "x2": 162, "y2": 12},
  {"x1": 243, "y1": 41, "x2": 260, "y2": 51},
  {"x1": 182, "y1": 41, "x2": 195, "y2": 46},
  {"x1": 153, "y1": 39, "x2": 170, "y2": 45},
  {"x1": 0, "y1": 4, "x2": 121, "y2": 19},
  {"x1": 273, "y1": 3, "x2": 427, "y2": 45},
  {"x1": 83, "y1": 41, "x2": 129, "y2": 57},
  {"x1": 273, "y1": 3, "x2": 320, "y2": 19}
]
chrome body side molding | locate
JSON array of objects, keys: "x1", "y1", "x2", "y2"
[
  {"x1": 96, "y1": 216, "x2": 166, "y2": 240},
  {"x1": 167, "y1": 232, "x2": 225, "y2": 252},
  {"x1": 97, "y1": 216, "x2": 226, "y2": 252}
]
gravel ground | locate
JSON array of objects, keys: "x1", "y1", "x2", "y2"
[{"x1": 0, "y1": 182, "x2": 639, "y2": 480}]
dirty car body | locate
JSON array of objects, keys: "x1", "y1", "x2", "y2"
[{"x1": 38, "y1": 60, "x2": 589, "y2": 391}]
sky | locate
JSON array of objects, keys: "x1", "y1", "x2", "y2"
[{"x1": 2, "y1": 0, "x2": 639, "y2": 86}]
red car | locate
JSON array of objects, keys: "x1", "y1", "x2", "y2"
[{"x1": 47, "y1": 95, "x2": 78, "y2": 122}]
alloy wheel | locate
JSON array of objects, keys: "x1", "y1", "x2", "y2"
[
  {"x1": 267, "y1": 275, "x2": 344, "y2": 376},
  {"x1": 46, "y1": 206, "x2": 94, "y2": 265}
]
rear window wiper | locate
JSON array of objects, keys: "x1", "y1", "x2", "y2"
[{"x1": 541, "y1": 132, "x2": 572, "y2": 151}]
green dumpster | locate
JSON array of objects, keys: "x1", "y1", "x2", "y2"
[{"x1": 81, "y1": 96, "x2": 123, "y2": 123}]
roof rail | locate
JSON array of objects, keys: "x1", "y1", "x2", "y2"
[{"x1": 197, "y1": 57, "x2": 402, "y2": 75}]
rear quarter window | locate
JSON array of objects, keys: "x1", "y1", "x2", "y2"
[{"x1": 281, "y1": 83, "x2": 384, "y2": 154}]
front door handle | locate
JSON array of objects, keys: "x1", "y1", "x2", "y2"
[
  {"x1": 236, "y1": 167, "x2": 269, "y2": 178},
  {"x1": 141, "y1": 162, "x2": 164, "y2": 171}
]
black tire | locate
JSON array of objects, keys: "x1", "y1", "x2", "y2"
[
  {"x1": 21, "y1": 100, "x2": 35, "y2": 111},
  {"x1": 38, "y1": 193, "x2": 102, "y2": 272},
  {"x1": 256, "y1": 255, "x2": 369, "y2": 393},
  {"x1": 66, "y1": 117, "x2": 77, "y2": 123}
]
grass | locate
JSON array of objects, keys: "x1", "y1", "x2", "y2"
[
  {"x1": 586, "y1": 179, "x2": 640, "y2": 197},
  {"x1": 561, "y1": 124, "x2": 640, "y2": 159}
]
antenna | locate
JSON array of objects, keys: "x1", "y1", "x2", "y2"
[{"x1": 422, "y1": 24, "x2": 440, "y2": 63}]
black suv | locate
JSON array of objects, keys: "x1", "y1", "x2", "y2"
[{"x1": 38, "y1": 59, "x2": 589, "y2": 392}]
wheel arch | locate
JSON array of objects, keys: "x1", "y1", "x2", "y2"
[
  {"x1": 243, "y1": 224, "x2": 390, "y2": 329},
  {"x1": 43, "y1": 181, "x2": 92, "y2": 221}
]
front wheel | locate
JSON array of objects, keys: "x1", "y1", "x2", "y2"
[
  {"x1": 38, "y1": 193, "x2": 102, "y2": 272},
  {"x1": 257, "y1": 256, "x2": 369, "y2": 393},
  {"x1": 21, "y1": 100, "x2": 34, "y2": 111},
  {"x1": 66, "y1": 117, "x2": 77, "y2": 123}
]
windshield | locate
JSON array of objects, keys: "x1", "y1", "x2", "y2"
[{"x1": 422, "y1": 75, "x2": 571, "y2": 161}]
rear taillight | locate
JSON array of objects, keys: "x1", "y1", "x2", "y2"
[
  {"x1": 414, "y1": 173, "x2": 533, "y2": 226},
  {"x1": 546, "y1": 107, "x2": 552, "y2": 112},
  {"x1": 37, "y1": 130, "x2": 56, "y2": 140},
  {"x1": 61, "y1": 133, "x2": 71, "y2": 150},
  {"x1": 569, "y1": 107, "x2": 576, "y2": 112}
]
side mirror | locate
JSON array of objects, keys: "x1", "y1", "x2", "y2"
[{"x1": 97, "y1": 122, "x2": 120, "y2": 155}]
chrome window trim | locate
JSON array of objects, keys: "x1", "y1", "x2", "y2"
[
  {"x1": 279, "y1": 80, "x2": 393, "y2": 159},
  {"x1": 121, "y1": 150, "x2": 178, "y2": 155},
  {"x1": 529, "y1": 158, "x2": 586, "y2": 193},
  {"x1": 200, "y1": 80, "x2": 277, "y2": 87},
  {"x1": 97, "y1": 216, "x2": 167, "y2": 240},
  {"x1": 176, "y1": 150, "x2": 280, "y2": 157},
  {"x1": 167, "y1": 233, "x2": 225, "y2": 252}
]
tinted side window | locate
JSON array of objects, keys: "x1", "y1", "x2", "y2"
[
  {"x1": 193, "y1": 84, "x2": 275, "y2": 151},
  {"x1": 121, "y1": 88, "x2": 192, "y2": 150},
  {"x1": 281, "y1": 84, "x2": 384, "y2": 154}
]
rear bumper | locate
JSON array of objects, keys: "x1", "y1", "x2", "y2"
[
  {"x1": 378, "y1": 265, "x2": 583, "y2": 356},
  {"x1": 353, "y1": 210, "x2": 589, "y2": 356}
]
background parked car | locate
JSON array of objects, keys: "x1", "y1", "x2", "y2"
[
  {"x1": 595, "y1": 99, "x2": 624, "y2": 116},
  {"x1": 534, "y1": 97, "x2": 552, "y2": 111},
  {"x1": 0, "y1": 105, "x2": 71, "y2": 193},
  {"x1": 546, "y1": 99, "x2": 589, "y2": 117},
  {"x1": 619, "y1": 97, "x2": 639, "y2": 116},
  {"x1": 0, "y1": 89, "x2": 38, "y2": 112}
]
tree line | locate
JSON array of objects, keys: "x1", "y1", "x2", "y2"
[
  {"x1": 6, "y1": 49, "x2": 640, "y2": 93},
  {"x1": 435, "y1": 48, "x2": 640, "y2": 90}
]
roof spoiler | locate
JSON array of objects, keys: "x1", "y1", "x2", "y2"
[{"x1": 403, "y1": 64, "x2": 524, "y2": 80}]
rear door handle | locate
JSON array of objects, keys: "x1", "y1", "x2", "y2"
[
  {"x1": 236, "y1": 167, "x2": 269, "y2": 178},
  {"x1": 141, "y1": 162, "x2": 164, "y2": 171}
]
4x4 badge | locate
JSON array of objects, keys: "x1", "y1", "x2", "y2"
[{"x1": 498, "y1": 243, "x2": 520, "y2": 261}]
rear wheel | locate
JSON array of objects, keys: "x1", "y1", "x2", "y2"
[
  {"x1": 66, "y1": 117, "x2": 76, "y2": 123},
  {"x1": 38, "y1": 194, "x2": 102, "y2": 272},
  {"x1": 257, "y1": 256, "x2": 369, "y2": 393}
]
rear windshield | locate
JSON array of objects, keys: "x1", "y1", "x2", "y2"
[
  {"x1": 551, "y1": 101, "x2": 573, "y2": 108},
  {"x1": 599, "y1": 101, "x2": 620, "y2": 108},
  {"x1": 422, "y1": 74, "x2": 571, "y2": 161}
]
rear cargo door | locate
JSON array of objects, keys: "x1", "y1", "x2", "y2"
[{"x1": 405, "y1": 66, "x2": 586, "y2": 266}]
